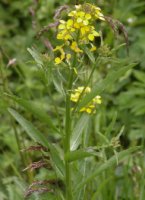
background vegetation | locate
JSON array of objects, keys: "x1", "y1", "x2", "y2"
[{"x1": 0, "y1": 0, "x2": 145, "y2": 199}]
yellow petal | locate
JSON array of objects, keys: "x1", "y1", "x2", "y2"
[
  {"x1": 67, "y1": 19, "x2": 73, "y2": 27},
  {"x1": 66, "y1": 53, "x2": 71, "y2": 60},
  {"x1": 93, "y1": 96, "x2": 102, "y2": 104},
  {"x1": 88, "y1": 34, "x2": 94, "y2": 41},
  {"x1": 77, "y1": 17, "x2": 83, "y2": 23},
  {"x1": 92, "y1": 30, "x2": 100, "y2": 36},
  {"x1": 58, "y1": 24, "x2": 65, "y2": 29},
  {"x1": 59, "y1": 20, "x2": 65, "y2": 24},
  {"x1": 55, "y1": 57, "x2": 62, "y2": 64},
  {"x1": 83, "y1": 20, "x2": 89, "y2": 25},
  {"x1": 57, "y1": 33, "x2": 63, "y2": 40},
  {"x1": 80, "y1": 27, "x2": 86, "y2": 35},
  {"x1": 86, "y1": 108, "x2": 92, "y2": 114},
  {"x1": 60, "y1": 53, "x2": 65, "y2": 60},
  {"x1": 85, "y1": 13, "x2": 91, "y2": 20},
  {"x1": 78, "y1": 11, "x2": 85, "y2": 17},
  {"x1": 53, "y1": 45, "x2": 63, "y2": 51},
  {"x1": 90, "y1": 46, "x2": 97, "y2": 52}
]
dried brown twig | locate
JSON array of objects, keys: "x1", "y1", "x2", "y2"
[
  {"x1": 21, "y1": 145, "x2": 47, "y2": 152},
  {"x1": 36, "y1": 5, "x2": 69, "y2": 39},
  {"x1": 22, "y1": 160, "x2": 50, "y2": 171},
  {"x1": 105, "y1": 16, "x2": 129, "y2": 55},
  {"x1": 24, "y1": 187, "x2": 53, "y2": 198}
]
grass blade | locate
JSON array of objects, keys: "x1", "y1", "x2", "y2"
[{"x1": 75, "y1": 146, "x2": 141, "y2": 192}]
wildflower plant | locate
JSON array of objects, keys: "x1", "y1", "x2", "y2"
[{"x1": 7, "y1": 2, "x2": 139, "y2": 200}]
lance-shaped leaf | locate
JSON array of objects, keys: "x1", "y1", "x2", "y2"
[
  {"x1": 83, "y1": 47, "x2": 95, "y2": 64},
  {"x1": 8, "y1": 108, "x2": 48, "y2": 148},
  {"x1": 70, "y1": 114, "x2": 90, "y2": 151},
  {"x1": 27, "y1": 48, "x2": 43, "y2": 68},
  {"x1": 7, "y1": 95, "x2": 58, "y2": 132},
  {"x1": 8, "y1": 108, "x2": 64, "y2": 177},
  {"x1": 65, "y1": 149, "x2": 93, "y2": 162}
]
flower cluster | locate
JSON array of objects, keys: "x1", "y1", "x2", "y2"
[
  {"x1": 54, "y1": 3, "x2": 105, "y2": 64},
  {"x1": 70, "y1": 86, "x2": 102, "y2": 114}
]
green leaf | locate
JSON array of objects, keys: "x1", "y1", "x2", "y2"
[
  {"x1": 8, "y1": 108, "x2": 64, "y2": 177},
  {"x1": 8, "y1": 108, "x2": 48, "y2": 148},
  {"x1": 75, "y1": 146, "x2": 141, "y2": 192},
  {"x1": 49, "y1": 144, "x2": 65, "y2": 177},
  {"x1": 83, "y1": 47, "x2": 95, "y2": 64},
  {"x1": 78, "y1": 63, "x2": 136, "y2": 110},
  {"x1": 65, "y1": 150, "x2": 92, "y2": 162},
  {"x1": 27, "y1": 47, "x2": 43, "y2": 67},
  {"x1": 70, "y1": 114, "x2": 90, "y2": 151},
  {"x1": 7, "y1": 95, "x2": 58, "y2": 132},
  {"x1": 133, "y1": 70, "x2": 145, "y2": 84},
  {"x1": 104, "y1": 112, "x2": 117, "y2": 137}
]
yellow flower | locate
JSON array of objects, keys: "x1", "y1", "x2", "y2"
[
  {"x1": 88, "y1": 34, "x2": 95, "y2": 41},
  {"x1": 53, "y1": 45, "x2": 65, "y2": 64},
  {"x1": 90, "y1": 45, "x2": 97, "y2": 51},
  {"x1": 71, "y1": 41, "x2": 83, "y2": 53},
  {"x1": 70, "y1": 86, "x2": 102, "y2": 114},
  {"x1": 55, "y1": 57, "x2": 62, "y2": 65},
  {"x1": 57, "y1": 3, "x2": 104, "y2": 44},
  {"x1": 54, "y1": 3, "x2": 105, "y2": 64},
  {"x1": 82, "y1": 3, "x2": 105, "y2": 21},
  {"x1": 57, "y1": 19, "x2": 75, "y2": 41},
  {"x1": 93, "y1": 95, "x2": 102, "y2": 104}
]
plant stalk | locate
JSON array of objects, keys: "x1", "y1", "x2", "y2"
[
  {"x1": 64, "y1": 56, "x2": 76, "y2": 199},
  {"x1": 65, "y1": 68, "x2": 74, "y2": 200}
]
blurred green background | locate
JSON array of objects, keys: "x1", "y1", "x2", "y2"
[{"x1": 0, "y1": 0, "x2": 145, "y2": 199}]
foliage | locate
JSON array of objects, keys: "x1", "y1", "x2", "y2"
[{"x1": 0, "y1": 0, "x2": 145, "y2": 200}]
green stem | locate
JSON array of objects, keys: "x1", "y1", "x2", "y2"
[
  {"x1": 65, "y1": 67, "x2": 74, "y2": 200},
  {"x1": 64, "y1": 54, "x2": 76, "y2": 199}
]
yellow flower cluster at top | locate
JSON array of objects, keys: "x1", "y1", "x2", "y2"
[
  {"x1": 70, "y1": 86, "x2": 102, "y2": 114},
  {"x1": 54, "y1": 3, "x2": 105, "y2": 65}
]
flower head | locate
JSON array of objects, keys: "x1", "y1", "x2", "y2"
[
  {"x1": 54, "y1": 3, "x2": 105, "y2": 64},
  {"x1": 70, "y1": 86, "x2": 102, "y2": 114}
]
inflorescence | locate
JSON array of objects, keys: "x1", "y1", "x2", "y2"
[
  {"x1": 70, "y1": 86, "x2": 102, "y2": 114},
  {"x1": 54, "y1": 3, "x2": 105, "y2": 64}
]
